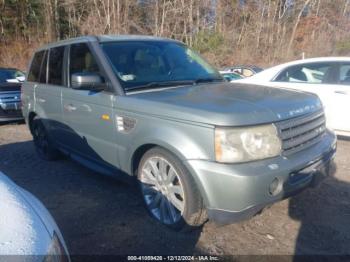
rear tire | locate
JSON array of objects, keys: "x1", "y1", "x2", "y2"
[
  {"x1": 31, "y1": 117, "x2": 61, "y2": 161},
  {"x1": 137, "y1": 147, "x2": 207, "y2": 231}
]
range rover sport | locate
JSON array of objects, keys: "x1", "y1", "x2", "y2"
[{"x1": 21, "y1": 35, "x2": 336, "y2": 230}]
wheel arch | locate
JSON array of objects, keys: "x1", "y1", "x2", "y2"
[
  {"x1": 131, "y1": 143, "x2": 157, "y2": 176},
  {"x1": 130, "y1": 142, "x2": 186, "y2": 176}
]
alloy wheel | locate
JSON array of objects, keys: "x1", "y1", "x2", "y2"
[{"x1": 140, "y1": 156, "x2": 185, "y2": 225}]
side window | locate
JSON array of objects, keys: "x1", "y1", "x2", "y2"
[
  {"x1": 69, "y1": 43, "x2": 101, "y2": 86},
  {"x1": 39, "y1": 51, "x2": 48, "y2": 84},
  {"x1": 275, "y1": 63, "x2": 333, "y2": 84},
  {"x1": 339, "y1": 64, "x2": 350, "y2": 85},
  {"x1": 48, "y1": 46, "x2": 65, "y2": 86},
  {"x1": 28, "y1": 51, "x2": 45, "y2": 82}
]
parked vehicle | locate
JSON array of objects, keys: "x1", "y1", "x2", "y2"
[
  {"x1": 22, "y1": 35, "x2": 336, "y2": 230},
  {"x1": 221, "y1": 65, "x2": 263, "y2": 77},
  {"x1": 0, "y1": 82, "x2": 23, "y2": 122},
  {"x1": 219, "y1": 71, "x2": 243, "y2": 82},
  {"x1": 0, "y1": 67, "x2": 25, "y2": 83},
  {"x1": 236, "y1": 57, "x2": 350, "y2": 137},
  {"x1": 0, "y1": 171, "x2": 69, "y2": 260}
]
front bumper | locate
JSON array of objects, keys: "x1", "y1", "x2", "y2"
[
  {"x1": 184, "y1": 130, "x2": 337, "y2": 225},
  {"x1": 0, "y1": 90, "x2": 23, "y2": 121},
  {"x1": 0, "y1": 103, "x2": 23, "y2": 122}
]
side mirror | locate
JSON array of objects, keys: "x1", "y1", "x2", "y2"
[{"x1": 71, "y1": 72, "x2": 105, "y2": 90}]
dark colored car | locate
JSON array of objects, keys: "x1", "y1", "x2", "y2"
[{"x1": 0, "y1": 68, "x2": 24, "y2": 122}]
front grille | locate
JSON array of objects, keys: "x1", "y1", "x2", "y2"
[
  {"x1": 276, "y1": 110, "x2": 326, "y2": 155},
  {"x1": 0, "y1": 91, "x2": 21, "y2": 111},
  {"x1": 0, "y1": 91, "x2": 21, "y2": 101}
]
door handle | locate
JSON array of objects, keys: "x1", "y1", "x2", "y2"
[
  {"x1": 64, "y1": 104, "x2": 77, "y2": 112},
  {"x1": 334, "y1": 90, "x2": 348, "y2": 95}
]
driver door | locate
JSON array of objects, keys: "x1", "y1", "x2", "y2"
[{"x1": 61, "y1": 43, "x2": 118, "y2": 170}]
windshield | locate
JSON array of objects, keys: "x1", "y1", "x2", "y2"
[
  {"x1": 0, "y1": 69, "x2": 25, "y2": 83},
  {"x1": 101, "y1": 41, "x2": 222, "y2": 91}
]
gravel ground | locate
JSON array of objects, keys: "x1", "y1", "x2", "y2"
[{"x1": 0, "y1": 123, "x2": 349, "y2": 257}]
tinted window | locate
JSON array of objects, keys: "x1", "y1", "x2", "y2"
[
  {"x1": 339, "y1": 64, "x2": 350, "y2": 85},
  {"x1": 69, "y1": 43, "x2": 100, "y2": 86},
  {"x1": 28, "y1": 51, "x2": 45, "y2": 82},
  {"x1": 275, "y1": 63, "x2": 333, "y2": 84},
  {"x1": 101, "y1": 41, "x2": 221, "y2": 90},
  {"x1": 39, "y1": 51, "x2": 48, "y2": 84},
  {"x1": 48, "y1": 46, "x2": 65, "y2": 85}
]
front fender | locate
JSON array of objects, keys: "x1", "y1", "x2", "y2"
[
  {"x1": 115, "y1": 112, "x2": 215, "y2": 175},
  {"x1": 32, "y1": 99, "x2": 47, "y2": 119}
]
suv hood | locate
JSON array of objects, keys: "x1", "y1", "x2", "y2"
[{"x1": 119, "y1": 82, "x2": 322, "y2": 126}]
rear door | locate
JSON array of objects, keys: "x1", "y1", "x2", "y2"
[
  {"x1": 33, "y1": 46, "x2": 65, "y2": 142},
  {"x1": 61, "y1": 42, "x2": 117, "y2": 170}
]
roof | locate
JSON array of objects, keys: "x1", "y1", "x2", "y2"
[
  {"x1": 37, "y1": 34, "x2": 182, "y2": 51},
  {"x1": 97, "y1": 34, "x2": 182, "y2": 43},
  {"x1": 277, "y1": 57, "x2": 350, "y2": 67}
]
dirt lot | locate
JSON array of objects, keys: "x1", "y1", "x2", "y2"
[{"x1": 0, "y1": 123, "x2": 350, "y2": 257}]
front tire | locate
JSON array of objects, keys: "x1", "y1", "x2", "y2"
[
  {"x1": 31, "y1": 117, "x2": 60, "y2": 161},
  {"x1": 137, "y1": 147, "x2": 207, "y2": 231}
]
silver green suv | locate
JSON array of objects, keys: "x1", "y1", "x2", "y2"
[{"x1": 21, "y1": 35, "x2": 336, "y2": 230}]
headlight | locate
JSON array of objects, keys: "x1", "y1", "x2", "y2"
[
  {"x1": 44, "y1": 232, "x2": 69, "y2": 262},
  {"x1": 215, "y1": 124, "x2": 282, "y2": 163}
]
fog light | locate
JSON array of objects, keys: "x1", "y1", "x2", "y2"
[{"x1": 269, "y1": 178, "x2": 282, "y2": 196}]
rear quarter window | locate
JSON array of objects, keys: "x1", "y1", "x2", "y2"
[
  {"x1": 339, "y1": 64, "x2": 350, "y2": 85},
  {"x1": 27, "y1": 50, "x2": 48, "y2": 83},
  {"x1": 28, "y1": 51, "x2": 45, "y2": 82},
  {"x1": 39, "y1": 51, "x2": 48, "y2": 84}
]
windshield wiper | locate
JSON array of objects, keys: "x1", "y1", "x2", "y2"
[
  {"x1": 125, "y1": 80, "x2": 195, "y2": 92},
  {"x1": 125, "y1": 78, "x2": 224, "y2": 92}
]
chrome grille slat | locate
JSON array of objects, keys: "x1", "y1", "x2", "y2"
[
  {"x1": 276, "y1": 110, "x2": 326, "y2": 155},
  {"x1": 282, "y1": 125, "x2": 326, "y2": 150},
  {"x1": 278, "y1": 110, "x2": 324, "y2": 130},
  {"x1": 0, "y1": 91, "x2": 21, "y2": 104},
  {"x1": 280, "y1": 116, "x2": 325, "y2": 140}
]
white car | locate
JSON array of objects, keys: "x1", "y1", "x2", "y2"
[
  {"x1": 236, "y1": 57, "x2": 350, "y2": 136},
  {"x1": 0, "y1": 171, "x2": 69, "y2": 261}
]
